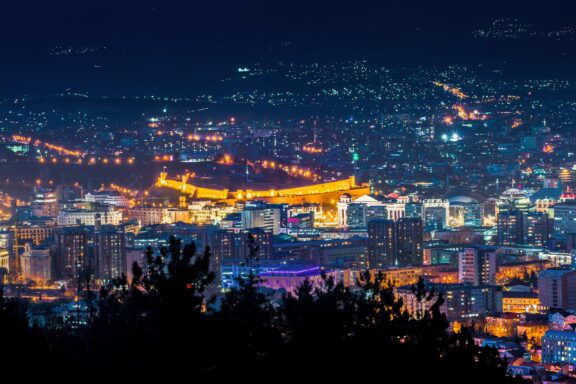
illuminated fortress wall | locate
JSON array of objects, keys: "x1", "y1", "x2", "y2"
[
  {"x1": 250, "y1": 187, "x2": 370, "y2": 206},
  {"x1": 158, "y1": 176, "x2": 229, "y2": 199},
  {"x1": 156, "y1": 172, "x2": 369, "y2": 204}
]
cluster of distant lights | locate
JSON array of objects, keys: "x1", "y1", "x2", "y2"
[
  {"x1": 216, "y1": 155, "x2": 321, "y2": 180},
  {"x1": 154, "y1": 130, "x2": 225, "y2": 142},
  {"x1": 441, "y1": 133, "x2": 462, "y2": 142},
  {"x1": 217, "y1": 154, "x2": 234, "y2": 165},
  {"x1": 11, "y1": 134, "x2": 136, "y2": 165},
  {"x1": 260, "y1": 160, "x2": 320, "y2": 180},
  {"x1": 153, "y1": 155, "x2": 173, "y2": 162},
  {"x1": 433, "y1": 81, "x2": 468, "y2": 99},
  {"x1": 220, "y1": 62, "x2": 456, "y2": 105},
  {"x1": 11, "y1": 134, "x2": 85, "y2": 158},
  {"x1": 511, "y1": 119, "x2": 523, "y2": 129},
  {"x1": 187, "y1": 134, "x2": 224, "y2": 142},
  {"x1": 473, "y1": 19, "x2": 575, "y2": 40},
  {"x1": 109, "y1": 183, "x2": 139, "y2": 196},
  {"x1": 47, "y1": 45, "x2": 107, "y2": 56},
  {"x1": 302, "y1": 144, "x2": 324, "y2": 154},
  {"x1": 38, "y1": 157, "x2": 135, "y2": 165},
  {"x1": 453, "y1": 105, "x2": 488, "y2": 121},
  {"x1": 442, "y1": 105, "x2": 488, "y2": 126}
]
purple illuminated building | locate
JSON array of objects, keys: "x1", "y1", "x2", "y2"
[{"x1": 258, "y1": 265, "x2": 348, "y2": 293}]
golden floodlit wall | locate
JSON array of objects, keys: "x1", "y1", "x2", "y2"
[{"x1": 157, "y1": 172, "x2": 368, "y2": 203}]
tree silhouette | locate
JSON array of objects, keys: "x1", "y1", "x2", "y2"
[
  {"x1": 1, "y1": 236, "x2": 526, "y2": 382},
  {"x1": 79, "y1": 236, "x2": 215, "y2": 382}
]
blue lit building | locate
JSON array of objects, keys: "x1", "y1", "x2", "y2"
[
  {"x1": 542, "y1": 330, "x2": 576, "y2": 365},
  {"x1": 221, "y1": 259, "x2": 288, "y2": 290}
]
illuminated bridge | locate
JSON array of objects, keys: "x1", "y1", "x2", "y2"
[{"x1": 156, "y1": 171, "x2": 370, "y2": 205}]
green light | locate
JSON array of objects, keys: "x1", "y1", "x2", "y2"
[{"x1": 352, "y1": 152, "x2": 360, "y2": 162}]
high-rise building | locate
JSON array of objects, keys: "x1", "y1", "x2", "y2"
[
  {"x1": 20, "y1": 243, "x2": 51, "y2": 283},
  {"x1": 554, "y1": 202, "x2": 576, "y2": 239},
  {"x1": 497, "y1": 210, "x2": 523, "y2": 245},
  {"x1": 273, "y1": 237, "x2": 367, "y2": 269},
  {"x1": 397, "y1": 283, "x2": 497, "y2": 321},
  {"x1": 405, "y1": 202, "x2": 424, "y2": 219},
  {"x1": 0, "y1": 232, "x2": 11, "y2": 274},
  {"x1": 458, "y1": 247, "x2": 496, "y2": 285},
  {"x1": 396, "y1": 218, "x2": 423, "y2": 266},
  {"x1": 31, "y1": 188, "x2": 59, "y2": 217},
  {"x1": 54, "y1": 227, "x2": 89, "y2": 281},
  {"x1": 241, "y1": 206, "x2": 281, "y2": 234},
  {"x1": 522, "y1": 211, "x2": 549, "y2": 247},
  {"x1": 0, "y1": 231, "x2": 11, "y2": 250},
  {"x1": 0, "y1": 247, "x2": 9, "y2": 274},
  {"x1": 538, "y1": 268, "x2": 576, "y2": 310},
  {"x1": 423, "y1": 199, "x2": 450, "y2": 232},
  {"x1": 346, "y1": 203, "x2": 366, "y2": 229},
  {"x1": 448, "y1": 196, "x2": 483, "y2": 227},
  {"x1": 94, "y1": 221, "x2": 126, "y2": 281},
  {"x1": 365, "y1": 205, "x2": 387, "y2": 225},
  {"x1": 212, "y1": 228, "x2": 273, "y2": 262},
  {"x1": 367, "y1": 219, "x2": 396, "y2": 268}
]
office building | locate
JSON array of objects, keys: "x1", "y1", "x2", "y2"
[
  {"x1": 423, "y1": 199, "x2": 450, "y2": 232},
  {"x1": 554, "y1": 202, "x2": 576, "y2": 239},
  {"x1": 458, "y1": 247, "x2": 496, "y2": 285},
  {"x1": 14, "y1": 225, "x2": 55, "y2": 246},
  {"x1": 128, "y1": 207, "x2": 166, "y2": 226},
  {"x1": 346, "y1": 203, "x2": 366, "y2": 229},
  {"x1": 85, "y1": 191, "x2": 130, "y2": 208},
  {"x1": 20, "y1": 243, "x2": 52, "y2": 283},
  {"x1": 0, "y1": 247, "x2": 8, "y2": 274},
  {"x1": 405, "y1": 202, "x2": 424, "y2": 219},
  {"x1": 94, "y1": 222, "x2": 126, "y2": 281},
  {"x1": 448, "y1": 195, "x2": 483, "y2": 227},
  {"x1": 397, "y1": 283, "x2": 497, "y2": 321},
  {"x1": 367, "y1": 219, "x2": 396, "y2": 268},
  {"x1": 542, "y1": 330, "x2": 576, "y2": 365},
  {"x1": 54, "y1": 227, "x2": 90, "y2": 281},
  {"x1": 396, "y1": 218, "x2": 423, "y2": 266},
  {"x1": 241, "y1": 206, "x2": 281, "y2": 234},
  {"x1": 273, "y1": 236, "x2": 367, "y2": 269},
  {"x1": 212, "y1": 228, "x2": 273, "y2": 262},
  {"x1": 497, "y1": 210, "x2": 522, "y2": 246},
  {"x1": 57, "y1": 208, "x2": 122, "y2": 226},
  {"x1": 365, "y1": 205, "x2": 387, "y2": 225},
  {"x1": 498, "y1": 291, "x2": 541, "y2": 314},
  {"x1": 31, "y1": 188, "x2": 59, "y2": 217},
  {"x1": 538, "y1": 268, "x2": 576, "y2": 310},
  {"x1": 522, "y1": 211, "x2": 549, "y2": 247}
]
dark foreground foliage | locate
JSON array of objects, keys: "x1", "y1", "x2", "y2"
[{"x1": 1, "y1": 236, "x2": 525, "y2": 383}]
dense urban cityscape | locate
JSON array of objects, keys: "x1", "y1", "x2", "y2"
[{"x1": 2, "y1": 1, "x2": 576, "y2": 382}]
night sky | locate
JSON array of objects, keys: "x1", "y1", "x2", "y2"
[{"x1": 1, "y1": 0, "x2": 574, "y2": 96}]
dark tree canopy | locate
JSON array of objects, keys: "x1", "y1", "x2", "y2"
[{"x1": 0, "y1": 236, "x2": 525, "y2": 383}]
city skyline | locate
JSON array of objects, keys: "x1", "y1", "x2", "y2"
[{"x1": 2, "y1": 2, "x2": 576, "y2": 382}]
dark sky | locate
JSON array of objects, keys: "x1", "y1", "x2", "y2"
[{"x1": 1, "y1": 0, "x2": 574, "y2": 96}]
